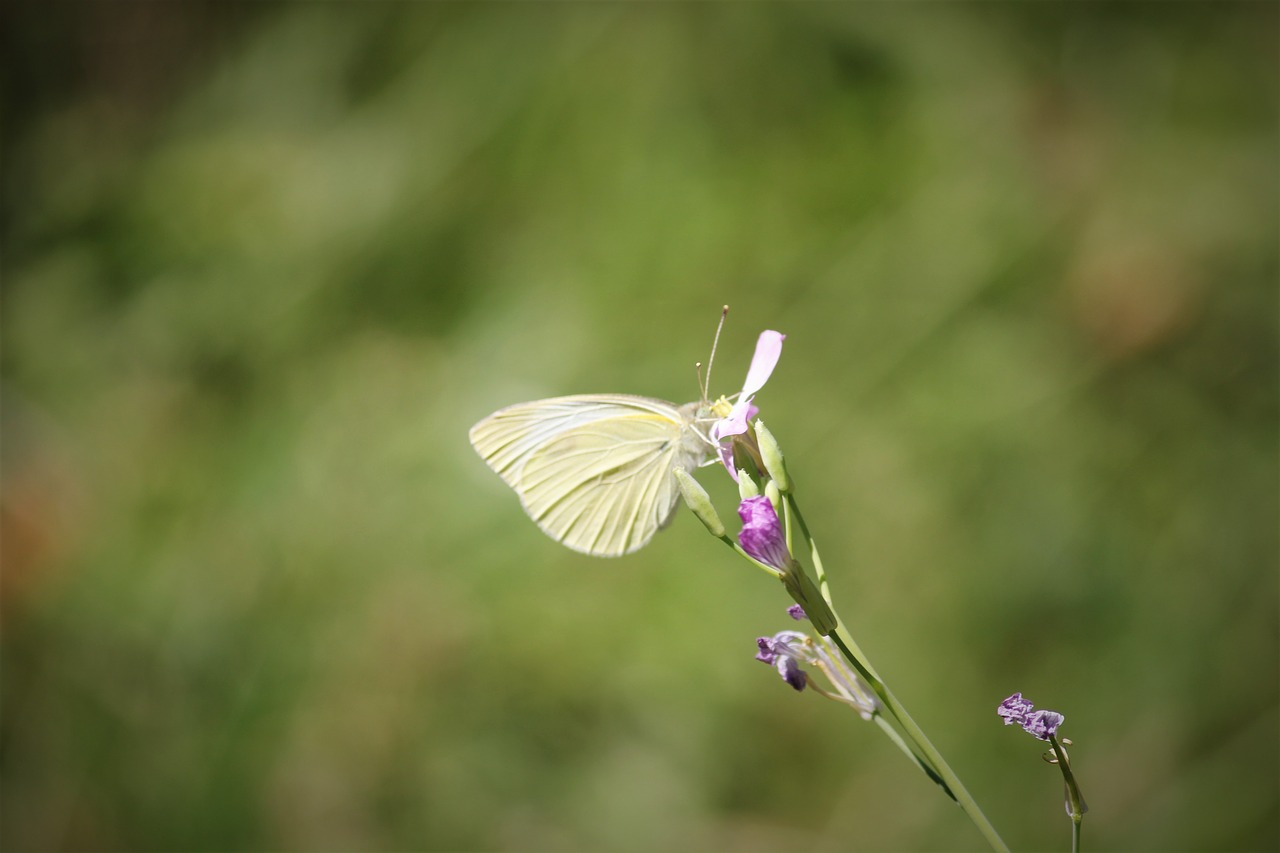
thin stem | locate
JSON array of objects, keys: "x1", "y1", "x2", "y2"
[
  {"x1": 717, "y1": 534, "x2": 784, "y2": 579},
  {"x1": 785, "y1": 493, "x2": 830, "y2": 601},
  {"x1": 1049, "y1": 734, "x2": 1086, "y2": 853},
  {"x1": 787, "y1": 494, "x2": 1010, "y2": 853},
  {"x1": 827, "y1": 628, "x2": 1009, "y2": 853}
]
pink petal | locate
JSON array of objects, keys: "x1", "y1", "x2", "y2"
[
  {"x1": 737, "y1": 495, "x2": 791, "y2": 570},
  {"x1": 740, "y1": 331, "x2": 785, "y2": 398},
  {"x1": 711, "y1": 397, "x2": 755, "y2": 441},
  {"x1": 717, "y1": 443, "x2": 738, "y2": 480}
]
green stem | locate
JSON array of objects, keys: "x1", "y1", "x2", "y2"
[
  {"x1": 786, "y1": 495, "x2": 1009, "y2": 853},
  {"x1": 827, "y1": 629, "x2": 1009, "y2": 853},
  {"x1": 1049, "y1": 734, "x2": 1086, "y2": 853}
]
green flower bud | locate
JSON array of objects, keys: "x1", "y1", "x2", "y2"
[
  {"x1": 674, "y1": 467, "x2": 725, "y2": 538},
  {"x1": 738, "y1": 470, "x2": 760, "y2": 500},
  {"x1": 754, "y1": 419, "x2": 791, "y2": 493},
  {"x1": 765, "y1": 479, "x2": 782, "y2": 516}
]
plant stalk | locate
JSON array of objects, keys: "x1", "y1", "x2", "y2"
[{"x1": 787, "y1": 494, "x2": 1009, "y2": 853}]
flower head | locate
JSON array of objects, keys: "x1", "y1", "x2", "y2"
[
  {"x1": 998, "y1": 692, "x2": 1065, "y2": 741},
  {"x1": 998, "y1": 693, "x2": 1085, "y2": 821},
  {"x1": 737, "y1": 496, "x2": 792, "y2": 571},
  {"x1": 755, "y1": 615, "x2": 877, "y2": 718},
  {"x1": 1023, "y1": 710, "x2": 1065, "y2": 741},
  {"x1": 710, "y1": 331, "x2": 784, "y2": 476}
]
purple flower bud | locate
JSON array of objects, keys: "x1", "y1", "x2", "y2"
[
  {"x1": 737, "y1": 496, "x2": 791, "y2": 571},
  {"x1": 786, "y1": 604, "x2": 807, "y2": 621}
]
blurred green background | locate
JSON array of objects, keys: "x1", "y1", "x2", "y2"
[{"x1": 3, "y1": 3, "x2": 1276, "y2": 851}]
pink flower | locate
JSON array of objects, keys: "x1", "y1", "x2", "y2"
[
  {"x1": 709, "y1": 330, "x2": 785, "y2": 476},
  {"x1": 737, "y1": 496, "x2": 792, "y2": 571}
]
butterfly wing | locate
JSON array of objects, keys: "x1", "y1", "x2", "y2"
[{"x1": 469, "y1": 394, "x2": 710, "y2": 557}]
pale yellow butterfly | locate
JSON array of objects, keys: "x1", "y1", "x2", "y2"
[
  {"x1": 468, "y1": 312, "x2": 733, "y2": 557},
  {"x1": 468, "y1": 395, "x2": 717, "y2": 556}
]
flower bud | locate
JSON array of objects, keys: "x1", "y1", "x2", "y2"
[
  {"x1": 737, "y1": 470, "x2": 759, "y2": 500},
  {"x1": 764, "y1": 479, "x2": 782, "y2": 516},
  {"x1": 674, "y1": 467, "x2": 725, "y2": 538},
  {"x1": 737, "y1": 496, "x2": 790, "y2": 571},
  {"x1": 754, "y1": 419, "x2": 791, "y2": 492}
]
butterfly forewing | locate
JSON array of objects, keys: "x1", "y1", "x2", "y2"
[{"x1": 469, "y1": 395, "x2": 711, "y2": 557}]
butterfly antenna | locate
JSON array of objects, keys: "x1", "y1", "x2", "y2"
[{"x1": 701, "y1": 304, "x2": 729, "y2": 402}]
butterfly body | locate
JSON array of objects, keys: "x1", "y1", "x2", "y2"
[{"x1": 469, "y1": 394, "x2": 715, "y2": 557}]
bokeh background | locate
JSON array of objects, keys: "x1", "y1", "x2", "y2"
[{"x1": 3, "y1": 3, "x2": 1276, "y2": 851}]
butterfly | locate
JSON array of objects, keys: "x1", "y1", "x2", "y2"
[
  {"x1": 468, "y1": 394, "x2": 717, "y2": 557},
  {"x1": 469, "y1": 314, "x2": 783, "y2": 558}
]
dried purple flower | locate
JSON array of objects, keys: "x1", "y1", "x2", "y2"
[
  {"x1": 756, "y1": 617, "x2": 877, "y2": 718},
  {"x1": 998, "y1": 692, "x2": 1065, "y2": 740},
  {"x1": 1023, "y1": 710, "x2": 1065, "y2": 741},
  {"x1": 998, "y1": 692, "x2": 1035, "y2": 726},
  {"x1": 755, "y1": 631, "x2": 809, "y2": 691}
]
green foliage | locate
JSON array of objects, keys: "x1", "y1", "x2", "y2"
[{"x1": 3, "y1": 3, "x2": 1276, "y2": 850}]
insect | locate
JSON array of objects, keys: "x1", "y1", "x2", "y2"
[
  {"x1": 468, "y1": 308, "x2": 762, "y2": 557},
  {"x1": 470, "y1": 311, "x2": 785, "y2": 557},
  {"x1": 468, "y1": 393, "x2": 718, "y2": 557}
]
